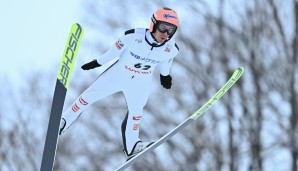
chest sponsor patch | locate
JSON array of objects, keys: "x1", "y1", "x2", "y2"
[
  {"x1": 130, "y1": 51, "x2": 160, "y2": 64},
  {"x1": 165, "y1": 44, "x2": 172, "y2": 52},
  {"x1": 125, "y1": 65, "x2": 152, "y2": 74}
]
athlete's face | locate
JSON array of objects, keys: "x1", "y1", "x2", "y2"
[
  {"x1": 153, "y1": 30, "x2": 169, "y2": 43},
  {"x1": 153, "y1": 22, "x2": 175, "y2": 43},
  {"x1": 153, "y1": 22, "x2": 176, "y2": 43}
]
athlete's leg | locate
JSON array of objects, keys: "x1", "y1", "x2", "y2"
[
  {"x1": 61, "y1": 67, "x2": 122, "y2": 134},
  {"x1": 121, "y1": 81, "x2": 151, "y2": 154}
]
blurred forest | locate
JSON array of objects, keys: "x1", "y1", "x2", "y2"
[{"x1": 1, "y1": 0, "x2": 298, "y2": 171}]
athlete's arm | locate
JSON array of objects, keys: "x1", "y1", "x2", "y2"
[
  {"x1": 158, "y1": 43, "x2": 179, "y2": 89},
  {"x1": 96, "y1": 30, "x2": 134, "y2": 65}
]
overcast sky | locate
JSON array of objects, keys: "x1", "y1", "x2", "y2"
[{"x1": 0, "y1": 0, "x2": 82, "y2": 84}]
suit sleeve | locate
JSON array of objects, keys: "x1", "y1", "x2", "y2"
[
  {"x1": 159, "y1": 58, "x2": 174, "y2": 76},
  {"x1": 96, "y1": 34, "x2": 132, "y2": 64},
  {"x1": 159, "y1": 43, "x2": 179, "y2": 76}
]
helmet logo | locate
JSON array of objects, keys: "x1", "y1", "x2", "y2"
[{"x1": 163, "y1": 14, "x2": 177, "y2": 19}]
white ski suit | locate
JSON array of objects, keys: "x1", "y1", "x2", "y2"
[{"x1": 61, "y1": 28, "x2": 179, "y2": 154}]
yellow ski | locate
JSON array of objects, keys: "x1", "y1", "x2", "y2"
[
  {"x1": 41, "y1": 23, "x2": 84, "y2": 171},
  {"x1": 115, "y1": 67, "x2": 244, "y2": 171}
]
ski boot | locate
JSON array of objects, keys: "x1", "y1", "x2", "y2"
[
  {"x1": 123, "y1": 140, "x2": 154, "y2": 161},
  {"x1": 59, "y1": 118, "x2": 66, "y2": 135}
]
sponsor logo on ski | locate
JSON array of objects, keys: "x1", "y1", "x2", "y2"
[{"x1": 59, "y1": 24, "x2": 83, "y2": 87}]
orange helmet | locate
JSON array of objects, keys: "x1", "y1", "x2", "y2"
[{"x1": 150, "y1": 7, "x2": 179, "y2": 39}]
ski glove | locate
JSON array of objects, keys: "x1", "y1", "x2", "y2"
[
  {"x1": 81, "y1": 59, "x2": 101, "y2": 70},
  {"x1": 160, "y1": 74, "x2": 172, "y2": 89}
]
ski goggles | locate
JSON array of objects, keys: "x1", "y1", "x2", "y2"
[{"x1": 156, "y1": 22, "x2": 177, "y2": 35}]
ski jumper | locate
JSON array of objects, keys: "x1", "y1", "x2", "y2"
[{"x1": 61, "y1": 28, "x2": 179, "y2": 154}]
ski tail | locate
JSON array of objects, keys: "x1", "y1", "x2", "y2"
[
  {"x1": 40, "y1": 23, "x2": 84, "y2": 171},
  {"x1": 114, "y1": 67, "x2": 244, "y2": 171}
]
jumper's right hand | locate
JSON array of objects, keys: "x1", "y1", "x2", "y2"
[{"x1": 81, "y1": 59, "x2": 101, "y2": 70}]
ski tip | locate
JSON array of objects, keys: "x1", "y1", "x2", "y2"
[
  {"x1": 57, "y1": 23, "x2": 84, "y2": 89},
  {"x1": 74, "y1": 23, "x2": 83, "y2": 28},
  {"x1": 236, "y1": 67, "x2": 245, "y2": 75},
  {"x1": 238, "y1": 66, "x2": 244, "y2": 71},
  {"x1": 71, "y1": 23, "x2": 84, "y2": 35}
]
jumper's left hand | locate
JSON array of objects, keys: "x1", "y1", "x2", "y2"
[{"x1": 160, "y1": 74, "x2": 172, "y2": 89}]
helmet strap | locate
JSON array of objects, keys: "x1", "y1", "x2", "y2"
[
  {"x1": 150, "y1": 32, "x2": 159, "y2": 43},
  {"x1": 151, "y1": 15, "x2": 158, "y2": 33}
]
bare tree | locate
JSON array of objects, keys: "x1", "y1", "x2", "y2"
[{"x1": 2, "y1": 1, "x2": 298, "y2": 171}]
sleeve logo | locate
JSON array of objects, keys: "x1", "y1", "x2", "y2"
[{"x1": 115, "y1": 39, "x2": 124, "y2": 50}]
